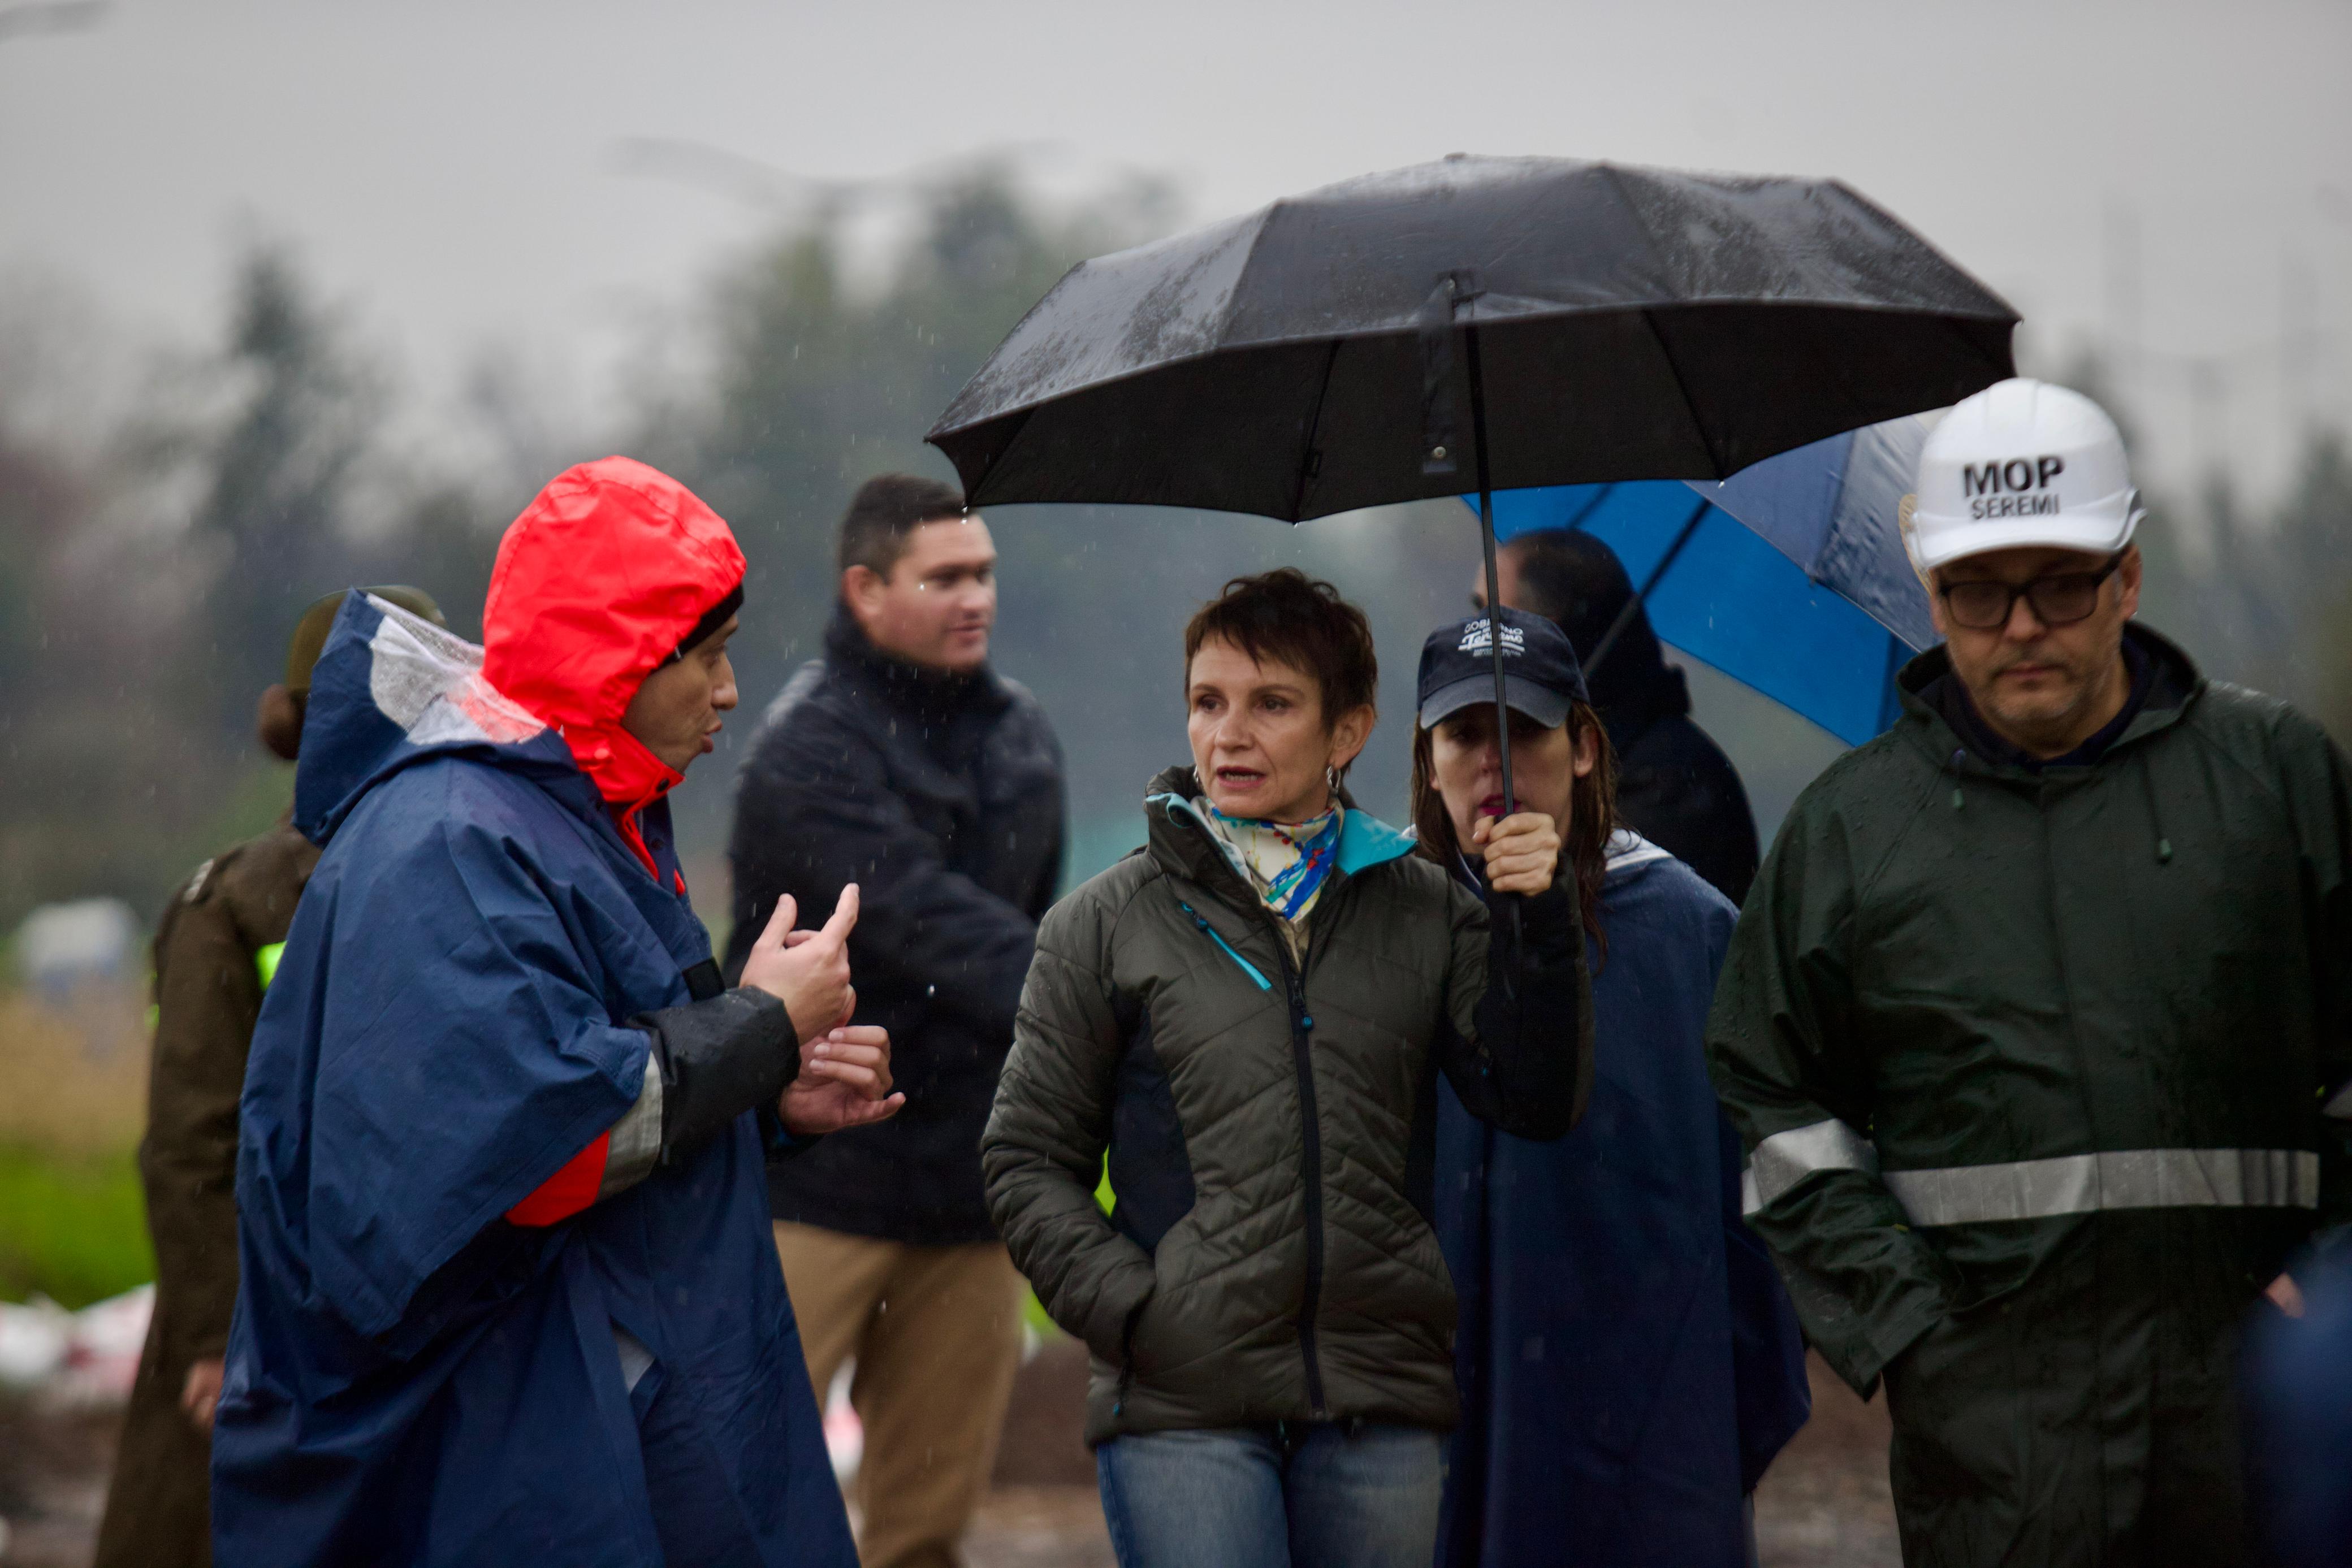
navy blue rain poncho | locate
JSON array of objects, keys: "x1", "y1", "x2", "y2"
[
  {"x1": 212, "y1": 462, "x2": 854, "y2": 1567},
  {"x1": 1436, "y1": 834, "x2": 1810, "y2": 1567}
]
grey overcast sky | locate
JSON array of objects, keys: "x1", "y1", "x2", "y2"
[{"x1": 3, "y1": 0, "x2": 2347, "y2": 500}]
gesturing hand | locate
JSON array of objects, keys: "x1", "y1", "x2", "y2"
[
  {"x1": 1472, "y1": 811, "x2": 1562, "y2": 896},
  {"x1": 740, "y1": 885, "x2": 861, "y2": 1045},
  {"x1": 779, "y1": 1024, "x2": 905, "y2": 1136}
]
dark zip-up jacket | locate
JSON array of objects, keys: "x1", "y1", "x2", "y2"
[
  {"x1": 727, "y1": 611, "x2": 1065, "y2": 1244},
  {"x1": 1707, "y1": 625, "x2": 2352, "y2": 1568},
  {"x1": 1602, "y1": 665, "x2": 1761, "y2": 909},
  {"x1": 983, "y1": 765, "x2": 1593, "y2": 1443}
]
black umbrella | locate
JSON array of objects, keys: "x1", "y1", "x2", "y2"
[{"x1": 927, "y1": 153, "x2": 2015, "y2": 812}]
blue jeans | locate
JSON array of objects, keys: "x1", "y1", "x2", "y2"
[{"x1": 1096, "y1": 1422, "x2": 1443, "y2": 1568}]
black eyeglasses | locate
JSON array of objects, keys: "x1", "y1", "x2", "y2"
[{"x1": 1937, "y1": 556, "x2": 2123, "y2": 631}]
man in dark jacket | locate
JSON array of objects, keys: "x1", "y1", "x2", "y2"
[
  {"x1": 1707, "y1": 381, "x2": 2352, "y2": 1567},
  {"x1": 726, "y1": 474, "x2": 1064, "y2": 1568},
  {"x1": 92, "y1": 587, "x2": 440, "y2": 1568},
  {"x1": 1478, "y1": 529, "x2": 1760, "y2": 905}
]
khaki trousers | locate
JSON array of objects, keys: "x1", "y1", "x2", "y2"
[{"x1": 775, "y1": 1222, "x2": 1026, "y2": 1568}]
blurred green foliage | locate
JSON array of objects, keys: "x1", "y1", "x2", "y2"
[{"x1": 0, "y1": 1145, "x2": 154, "y2": 1309}]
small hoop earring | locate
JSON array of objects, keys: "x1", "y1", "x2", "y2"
[{"x1": 1325, "y1": 764, "x2": 1341, "y2": 794}]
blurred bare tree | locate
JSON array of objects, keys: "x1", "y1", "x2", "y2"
[
  {"x1": 637, "y1": 166, "x2": 1177, "y2": 669},
  {"x1": 185, "y1": 246, "x2": 383, "y2": 730},
  {"x1": 2204, "y1": 434, "x2": 2352, "y2": 725},
  {"x1": 0, "y1": 245, "x2": 513, "y2": 927},
  {"x1": 2051, "y1": 350, "x2": 2352, "y2": 734}
]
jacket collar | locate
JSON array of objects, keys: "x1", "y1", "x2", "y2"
[
  {"x1": 825, "y1": 607, "x2": 1011, "y2": 721},
  {"x1": 1892, "y1": 622, "x2": 2204, "y2": 779},
  {"x1": 1141, "y1": 763, "x2": 1417, "y2": 917},
  {"x1": 1598, "y1": 663, "x2": 1693, "y2": 750},
  {"x1": 295, "y1": 592, "x2": 682, "y2": 895}
]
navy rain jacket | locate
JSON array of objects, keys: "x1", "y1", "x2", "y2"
[
  {"x1": 1436, "y1": 834, "x2": 1810, "y2": 1567},
  {"x1": 212, "y1": 460, "x2": 854, "y2": 1567}
]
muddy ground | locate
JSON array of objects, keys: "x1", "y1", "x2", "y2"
[{"x1": 2, "y1": 1348, "x2": 1896, "y2": 1566}]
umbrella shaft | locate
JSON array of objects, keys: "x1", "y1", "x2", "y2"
[
  {"x1": 1464, "y1": 324, "x2": 1516, "y2": 818},
  {"x1": 1465, "y1": 322, "x2": 1524, "y2": 959}
]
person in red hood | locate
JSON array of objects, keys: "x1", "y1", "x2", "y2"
[{"x1": 213, "y1": 457, "x2": 893, "y2": 1568}]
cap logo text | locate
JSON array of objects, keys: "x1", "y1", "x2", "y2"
[
  {"x1": 1962, "y1": 454, "x2": 2065, "y2": 520},
  {"x1": 1458, "y1": 622, "x2": 1526, "y2": 656}
]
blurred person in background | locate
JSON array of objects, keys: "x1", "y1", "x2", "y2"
[
  {"x1": 1410, "y1": 608, "x2": 1809, "y2": 1568},
  {"x1": 212, "y1": 458, "x2": 900, "y2": 1567},
  {"x1": 92, "y1": 586, "x2": 442, "y2": 1568},
  {"x1": 1709, "y1": 380, "x2": 2352, "y2": 1567},
  {"x1": 725, "y1": 474, "x2": 1064, "y2": 1568},
  {"x1": 1475, "y1": 530, "x2": 1760, "y2": 906},
  {"x1": 2241, "y1": 1231, "x2": 2352, "y2": 1567},
  {"x1": 983, "y1": 570, "x2": 1591, "y2": 1568}
]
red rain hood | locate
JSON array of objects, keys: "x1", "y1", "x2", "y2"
[{"x1": 481, "y1": 456, "x2": 745, "y2": 813}]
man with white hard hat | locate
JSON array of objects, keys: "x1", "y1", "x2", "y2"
[{"x1": 1708, "y1": 378, "x2": 2352, "y2": 1567}]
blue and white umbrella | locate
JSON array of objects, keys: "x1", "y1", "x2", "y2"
[{"x1": 1472, "y1": 414, "x2": 1940, "y2": 746}]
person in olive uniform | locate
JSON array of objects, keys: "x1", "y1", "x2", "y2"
[{"x1": 92, "y1": 586, "x2": 443, "y2": 1568}]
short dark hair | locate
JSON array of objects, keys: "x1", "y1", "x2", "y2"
[
  {"x1": 837, "y1": 474, "x2": 966, "y2": 578},
  {"x1": 1183, "y1": 568, "x2": 1379, "y2": 731},
  {"x1": 1505, "y1": 530, "x2": 1633, "y2": 652},
  {"x1": 1502, "y1": 529, "x2": 1663, "y2": 709}
]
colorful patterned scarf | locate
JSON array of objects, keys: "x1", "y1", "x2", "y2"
[{"x1": 1197, "y1": 799, "x2": 1343, "y2": 924}]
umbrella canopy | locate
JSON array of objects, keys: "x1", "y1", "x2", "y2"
[
  {"x1": 1480, "y1": 413, "x2": 1939, "y2": 746},
  {"x1": 928, "y1": 154, "x2": 2012, "y2": 817},
  {"x1": 928, "y1": 155, "x2": 2015, "y2": 518}
]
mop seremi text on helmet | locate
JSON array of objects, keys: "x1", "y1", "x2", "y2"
[{"x1": 1903, "y1": 378, "x2": 2146, "y2": 573}]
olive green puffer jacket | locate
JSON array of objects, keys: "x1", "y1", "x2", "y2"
[{"x1": 983, "y1": 766, "x2": 1592, "y2": 1443}]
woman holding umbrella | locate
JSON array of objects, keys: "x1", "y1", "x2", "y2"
[
  {"x1": 982, "y1": 569, "x2": 1592, "y2": 1567},
  {"x1": 1409, "y1": 609, "x2": 1811, "y2": 1567}
]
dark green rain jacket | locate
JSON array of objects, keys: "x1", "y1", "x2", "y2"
[
  {"x1": 1707, "y1": 627, "x2": 2352, "y2": 1568},
  {"x1": 984, "y1": 765, "x2": 1592, "y2": 1443}
]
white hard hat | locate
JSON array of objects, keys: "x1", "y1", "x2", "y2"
[{"x1": 1903, "y1": 378, "x2": 2143, "y2": 574}]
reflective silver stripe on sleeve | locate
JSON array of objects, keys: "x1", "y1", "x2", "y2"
[
  {"x1": 1742, "y1": 1119, "x2": 1878, "y2": 1216},
  {"x1": 1882, "y1": 1147, "x2": 2321, "y2": 1228},
  {"x1": 596, "y1": 1052, "x2": 664, "y2": 1199}
]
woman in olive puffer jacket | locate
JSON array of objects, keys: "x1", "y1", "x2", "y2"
[{"x1": 982, "y1": 571, "x2": 1592, "y2": 1568}]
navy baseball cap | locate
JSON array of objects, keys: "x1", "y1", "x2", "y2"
[{"x1": 1416, "y1": 607, "x2": 1589, "y2": 730}]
